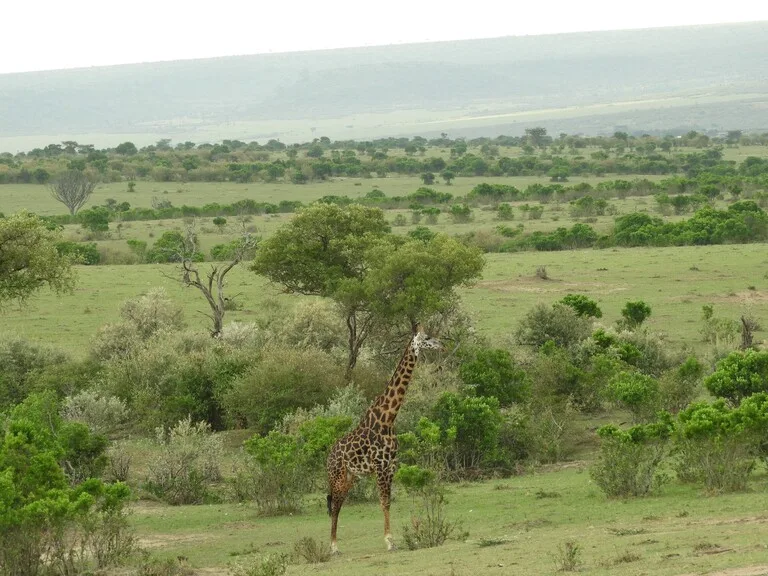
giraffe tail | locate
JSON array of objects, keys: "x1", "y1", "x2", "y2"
[{"x1": 326, "y1": 494, "x2": 332, "y2": 516}]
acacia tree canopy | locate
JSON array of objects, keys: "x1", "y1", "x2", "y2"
[
  {"x1": 250, "y1": 203, "x2": 485, "y2": 373},
  {"x1": 0, "y1": 211, "x2": 76, "y2": 304}
]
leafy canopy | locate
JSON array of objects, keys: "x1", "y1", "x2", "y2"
[{"x1": 0, "y1": 211, "x2": 76, "y2": 304}]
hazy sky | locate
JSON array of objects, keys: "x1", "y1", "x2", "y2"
[{"x1": 3, "y1": 0, "x2": 768, "y2": 74}]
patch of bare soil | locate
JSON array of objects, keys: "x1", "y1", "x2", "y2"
[
  {"x1": 711, "y1": 290, "x2": 768, "y2": 304},
  {"x1": 137, "y1": 533, "x2": 213, "y2": 550},
  {"x1": 679, "y1": 566, "x2": 768, "y2": 576},
  {"x1": 476, "y1": 278, "x2": 628, "y2": 295}
]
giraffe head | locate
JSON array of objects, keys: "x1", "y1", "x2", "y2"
[{"x1": 411, "y1": 323, "x2": 443, "y2": 356}]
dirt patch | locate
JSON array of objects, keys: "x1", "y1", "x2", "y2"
[
  {"x1": 710, "y1": 290, "x2": 768, "y2": 304},
  {"x1": 476, "y1": 278, "x2": 629, "y2": 295},
  {"x1": 679, "y1": 566, "x2": 768, "y2": 576},
  {"x1": 137, "y1": 533, "x2": 212, "y2": 550}
]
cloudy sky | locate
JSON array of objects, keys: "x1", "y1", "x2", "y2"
[{"x1": 2, "y1": 0, "x2": 767, "y2": 74}]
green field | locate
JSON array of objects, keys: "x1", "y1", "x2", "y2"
[
  {"x1": 129, "y1": 464, "x2": 768, "y2": 576},
  {"x1": 2, "y1": 243, "x2": 765, "y2": 357}
]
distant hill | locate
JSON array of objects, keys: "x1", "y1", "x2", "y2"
[{"x1": 1, "y1": 21, "x2": 767, "y2": 150}]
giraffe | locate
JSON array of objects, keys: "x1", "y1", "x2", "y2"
[{"x1": 326, "y1": 324, "x2": 442, "y2": 554}]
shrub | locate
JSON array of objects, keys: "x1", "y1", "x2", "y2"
[
  {"x1": 89, "y1": 321, "x2": 144, "y2": 361},
  {"x1": 0, "y1": 393, "x2": 134, "y2": 576},
  {"x1": 0, "y1": 337, "x2": 70, "y2": 410},
  {"x1": 293, "y1": 536, "x2": 331, "y2": 564},
  {"x1": 270, "y1": 300, "x2": 346, "y2": 354},
  {"x1": 496, "y1": 203, "x2": 514, "y2": 220},
  {"x1": 619, "y1": 300, "x2": 652, "y2": 330},
  {"x1": 223, "y1": 346, "x2": 345, "y2": 434},
  {"x1": 458, "y1": 348, "x2": 529, "y2": 406},
  {"x1": 672, "y1": 395, "x2": 768, "y2": 492},
  {"x1": 704, "y1": 349, "x2": 768, "y2": 405},
  {"x1": 242, "y1": 431, "x2": 309, "y2": 515},
  {"x1": 430, "y1": 393, "x2": 503, "y2": 475},
  {"x1": 144, "y1": 416, "x2": 224, "y2": 505},
  {"x1": 118, "y1": 287, "x2": 185, "y2": 338},
  {"x1": 229, "y1": 553, "x2": 288, "y2": 576},
  {"x1": 516, "y1": 303, "x2": 592, "y2": 349},
  {"x1": 589, "y1": 417, "x2": 672, "y2": 497},
  {"x1": 659, "y1": 357, "x2": 704, "y2": 413},
  {"x1": 449, "y1": 203, "x2": 473, "y2": 223},
  {"x1": 559, "y1": 294, "x2": 602, "y2": 318},
  {"x1": 395, "y1": 464, "x2": 460, "y2": 550},
  {"x1": 62, "y1": 390, "x2": 130, "y2": 437},
  {"x1": 606, "y1": 371, "x2": 660, "y2": 423},
  {"x1": 56, "y1": 240, "x2": 101, "y2": 265}
]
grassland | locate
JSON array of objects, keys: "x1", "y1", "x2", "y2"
[
  {"x1": 130, "y1": 464, "x2": 768, "y2": 576},
  {"x1": 2, "y1": 243, "x2": 765, "y2": 357}
]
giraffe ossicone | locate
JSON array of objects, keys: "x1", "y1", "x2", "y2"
[{"x1": 326, "y1": 324, "x2": 442, "y2": 554}]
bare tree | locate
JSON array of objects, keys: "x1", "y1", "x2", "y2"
[
  {"x1": 168, "y1": 219, "x2": 257, "y2": 337},
  {"x1": 48, "y1": 170, "x2": 96, "y2": 215}
]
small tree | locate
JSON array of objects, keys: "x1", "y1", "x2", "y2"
[
  {"x1": 560, "y1": 294, "x2": 602, "y2": 318},
  {"x1": 212, "y1": 216, "x2": 227, "y2": 233},
  {"x1": 440, "y1": 170, "x2": 455, "y2": 185},
  {"x1": 178, "y1": 222, "x2": 257, "y2": 337},
  {"x1": 48, "y1": 170, "x2": 96, "y2": 215},
  {"x1": 421, "y1": 172, "x2": 436, "y2": 185},
  {"x1": 0, "y1": 211, "x2": 75, "y2": 304},
  {"x1": 619, "y1": 300, "x2": 652, "y2": 330}
]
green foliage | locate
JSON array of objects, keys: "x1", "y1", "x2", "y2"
[
  {"x1": 704, "y1": 349, "x2": 768, "y2": 405},
  {"x1": 144, "y1": 417, "x2": 223, "y2": 505},
  {"x1": 0, "y1": 337, "x2": 70, "y2": 411},
  {"x1": 430, "y1": 393, "x2": 503, "y2": 474},
  {"x1": 449, "y1": 203, "x2": 473, "y2": 223},
  {"x1": 209, "y1": 237, "x2": 258, "y2": 261},
  {"x1": 606, "y1": 371, "x2": 660, "y2": 422},
  {"x1": 496, "y1": 203, "x2": 514, "y2": 220},
  {"x1": 79, "y1": 206, "x2": 110, "y2": 233},
  {"x1": 458, "y1": 348, "x2": 529, "y2": 406},
  {"x1": 659, "y1": 357, "x2": 704, "y2": 413},
  {"x1": 395, "y1": 464, "x2": 460, "y2": 550},
  {"x1": 559, "y1": 294, "x2": 602, "y2": 318},
  {"x1": 242, "y1": 431, "x2": 308, "y2": 515},
  {"x1": 55, "y1": 240, "x2": 100, "y2": 265},
  {"x1": 224, "y1": 346, "x2": 345, "y2": 434},
  {"x1": 0, "y1": 393, "x2": 133, "y2": 576},
  {"x1": 516, "y1": 303, "x2": 592, "y2": 349},
  {"x1": 673, "y1": 395, "x2": 768, "y2": 492},
  {"x1": 146, "y1": 230, "x2": 205, "y2": 263},
  {"x1": 620, "y1": 300, "x2": 652, "y2": 330},
  {"x1": 230, "y1": 553, "x2": 288, "y2": 576},
  {"x1": 589, "y1": 417, "x2": 673, "y2": 497},
  {"x1": 0, "y1": 211, "x2": 76, "y2": 303}
]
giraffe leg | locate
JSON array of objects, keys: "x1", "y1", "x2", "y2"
[
  {"x1": 376, "y1": 470, "x2": 396, "y2": 551},
  {"x1": 329, "y1": 470, "x2": 356, "y2": 554}
]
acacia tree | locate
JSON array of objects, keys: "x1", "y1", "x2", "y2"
[
  {"x1": 251, "y1": 203, "x2": 484, "y2": 375},
  {"x1": 48, "y1": 170, "x2": 96, "y2": 215},
  {"x1": 0, "y1": 211, "x2": 76, "y2": 304}
]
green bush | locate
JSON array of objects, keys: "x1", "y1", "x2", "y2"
[
  {"x1": 395, "y1": 464, "x2": 460, "y2": 550},
  {"x1": 430, "y1": 393, "x2": 503, "y2": 476},
  {"x1": 659, "y1": 357, "x2": 704, "y2": 413},
  {"x1": 241, "y1": 431, "x2": 309, "y2": 515},
  {"x1": 606, "y1": 371, "x2": 660, "y2": 423},
  {"x1": 704, "y1": 349, "x2": 768, "y2": 405},
  {"x1": 0, "y1": 337, "x2": 70, "y2": 410},
  {"x1": 589, "y1": 417, "x2": 672, "y2": 498},
  {"x1": 144, "y1": 417, "x2": 223, "y2": 505},
  {"x1": 516, "y1": 303, "x2": 592, "y2": 349},
  {"x1": 56, "y1": 240, "x2": 101, "y2": 265},
  {"x1": 672, "y1": 395, "x2": 768, "y2": 492},
  {"x1": 0, "y1": 393, "x2": 133, "y2": 576},
  {"x1": 619, "y1": 300, "x2": 652, "y2": 330},
  {"x1": 224, "y1": 346, "x2": 345, "y2": 434},
  {"x1": 559, "y1": 294, "x2": 602, "y2": 318},
  {"x1": 458, "y1": 347, "x2": 529, "y2": 406},
  {"x1": 146, "y1": 230, "x2": 205, "y2": 263}
]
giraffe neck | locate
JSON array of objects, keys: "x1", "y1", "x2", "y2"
[{"x1": 368, "y1": 341, "x2": 418, "y2": 428}]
